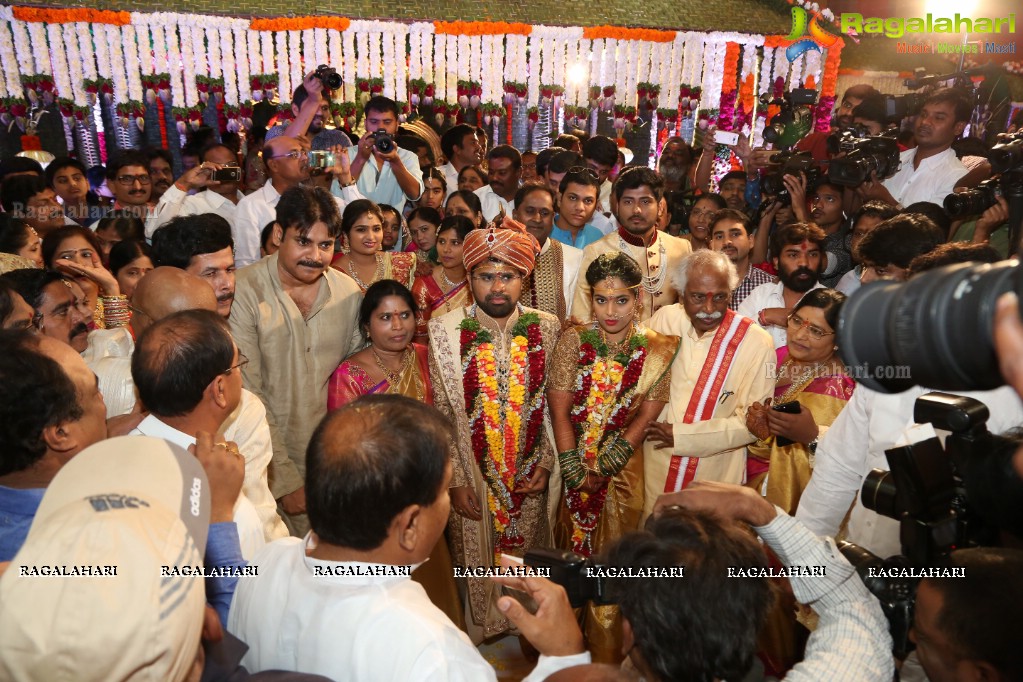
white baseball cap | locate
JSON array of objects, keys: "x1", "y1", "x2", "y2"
[{"x1": 0, "y1": 436, "x2": 212, "y2": 682}]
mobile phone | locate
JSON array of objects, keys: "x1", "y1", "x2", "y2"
[
  {"x1": 771, "y1": 401, "x2": 801, "y2": 414},
  {"x1": 306, "y1": 150, "x2": 335, "y2": 170},
  {"x1": 771, "y1": 401, "x2": 801, "y2": 447},
  {"x1": 714, "y1": 130, "x2": 740, "y2": 146},
  {"x1": 209, "y1": 165, "x2": 242, "y2": 182}
]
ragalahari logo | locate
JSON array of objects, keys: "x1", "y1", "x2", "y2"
[{"x1": 785, "y1": 3, "x2": 844, "y2": 62}]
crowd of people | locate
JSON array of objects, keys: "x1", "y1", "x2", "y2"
[{"x1": 0, "y1": 69, "x2": 1022, "y2": 682}]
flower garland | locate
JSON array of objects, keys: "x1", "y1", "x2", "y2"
[
  {"x1": 460, "y1": 308, "x2": 546, "y2": 560},
  {"x1": 562, "y1": 327, "x2": 648, "y2": 555},
  {"x1": 433, "y1": 21, "x2": 531, "y2": 36},
  {"x1": 582, "y1": 26, "x2": 675, "y2": 43},
  {"x1": 813, "y1": 39, "x2": 844, "y2": 132},
  {"x1": 341, "y1": 30, "x2": 356, "y2": 102}
]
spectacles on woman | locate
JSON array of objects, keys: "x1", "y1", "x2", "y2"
[{"x1": 787, "y1": 312, "x2": 835, "y2": 340}]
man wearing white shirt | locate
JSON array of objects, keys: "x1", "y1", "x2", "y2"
[
  {"x1": 438, "y1": 124, "x2": 481, "y2": 197},
  {"x1": 582, "y1": 135, "x2": 618, "y2": 216},
  {"x1": 236, "y1": 137, "x2": 363, "y2": 268},
  {"x1": 513, "y1": 184, "x2": 582, "y2": 323},
  {"x1": 145, "y1": 144, "x2": 244, "y2": 239},
  {"x1": 474, "y1": 145, "x2": 522, "y2": 222},
  {"x1": 860, "y1": 87, "x2": 971, "y2": 208},
  {"x1": 129, "y1": 308, "x2": 266, "y2": 559},
  {"x1": 344, "y1": 96, "x2": 424, "y2": 212},
  {"x1": 738, "y1": 222, "x2": 826, "y2": 349},
  {"x1": 229, "y1": 394, "x2": 590, "y2": 681},
  {"x1": 797, "y1": 383, "x2": 1023, "y2": 558}
]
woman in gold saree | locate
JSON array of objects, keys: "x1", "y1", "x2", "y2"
[
  {"x1": 746, "y1": 288, "x2": 855, "y2": 515},
  {"x1": 326, "y1": 280, "x2": 464, "y2": 629},
  {"x1": 546, "y1": 252, "x2": 678, "y2": 663}
]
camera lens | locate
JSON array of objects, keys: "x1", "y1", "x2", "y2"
[
  {"x1": 990, "y1": 138, "x2": 1023, "y2": 175},
  {"x1": 861, "y1": 469, "x2": 899, "y2": 518},
  {"x1": 837, "y1": 261, "x2": 1019, "y2": 393},
  {"x1": 828, "y1": 155, "x2": 873, "y2": 187},
  {"x1": 325, "y1": 72, "x2": 342, "y2": 90},
  {"x1": 374, "y1": 132, "x2": 394, "y2": 154},
  {"x1": 943, "y1": 188, "x2": 997, "y2": 218}
]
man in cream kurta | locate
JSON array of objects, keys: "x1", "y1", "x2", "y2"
[
  {"x1": 230, "y1": 250, "x2": 364, "y2": 537},
  {"x1": 643, "y1": 251, "x2": 775, "y2": 517},
  {"x1": 570, "y1": 167, "x2": 692, "y2": 323}
]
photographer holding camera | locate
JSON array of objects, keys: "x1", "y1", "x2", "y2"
[
  {"x1": 345, "y1": 96, "x2": 425, "y2": 213},
  {"x1": 145, "y1": 144, "x2": 245, "y2": 239},
  {"x1": 266, "y1": 69, "x2": 351, "y2": 150},
  {"x1": 858, "y1": 88, "x2": 971, "y2": 209}
]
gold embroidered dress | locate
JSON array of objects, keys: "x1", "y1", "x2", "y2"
[
  {"x1": 547, "y1": 323, "x2": 678, "y2": 662},
  {"x1": 428, "y1": 304, "x2": 561, "y2": 643}
]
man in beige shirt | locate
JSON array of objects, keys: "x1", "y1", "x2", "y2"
[
  {"x1": 230, "y1": 186, "x2": 364, "y2": 536},
  {"x1": 571, "y1": 167, "x2": 691, "y2": 323},
  {"x1": 643, "y1": 250, "x2": 775, "y2": 517}
]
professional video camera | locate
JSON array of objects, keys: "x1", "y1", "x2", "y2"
[
  {"x1": 760, "y1": 88, "x2": 818, "y2": 150},
  {"x1": 827, "y1": 131, "x2": 902, "y2": 187},
  {"x1": 881, "y1": 93, "x2": 925, "y2": 122},
  {"x1": 838, "y1": 392, "x2": 997, "y2": 657},
  {"x1": 825, "y1": 123, "x2": 873, "y2": 156},
  {"x1": 944, "y1": 177, "x2": 1001, "y2": 218},
  {"x1": 759, "y1": 151, "x2": 821, "y2": 206},
  {"x1": 314, "y1": 64, "x2": 342, "y2": 90}
]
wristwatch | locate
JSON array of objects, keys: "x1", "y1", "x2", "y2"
[{"x1": 807, "y1": 437, "x2": 819, "y2": 468}]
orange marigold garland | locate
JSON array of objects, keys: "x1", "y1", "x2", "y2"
[
  {"x1": 460, "y1": 307, "x2": 546, "y2": 561},
  {"x1": 13, "y1": 7, "x2": 130, "y2": 25}
]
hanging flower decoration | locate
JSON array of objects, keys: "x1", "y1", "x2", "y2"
[
  {"x1": 637, "y1": 82, "x2": 660, "y2": 110},
  {"x1": 526, "y1": 105, "x2": 539, "y2": 128},
  {"x1": 582, "y1": 26, "x2": 675, "y2": 43},
  {"x1": 13, "y1": 7, "x2": 130, "y2": 24},
  {"x1": 248, "y1": 16, "x2": 350, "y2": 32},
  {"x1": 813, "y1": 38, "x2": 844, "y2": 132},
  {"x1": 504, "y1": 81, "x2": 527, "y2": 104},
  {"x1": 433, "y1": 21, "x2": 532, "y2": 36}
]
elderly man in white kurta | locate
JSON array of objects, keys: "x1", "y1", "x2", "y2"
[
  {"x1": 571, "y1": 167, "x2": 691, "y2": 323},
  {"x1": 643, "y1": 250, "x2": 775, "y2": 518}
]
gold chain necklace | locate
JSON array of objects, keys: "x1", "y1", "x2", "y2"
[
  {"x1": 777, "y1": 358, "x2": 832, "y2": 404},
  {"x1": 371, "y1": 346, "x2": 424, "y2": 402},
  {"x1": 348, "y1": 254, "x2": 384, "y2": 290},
  {"x1": 599, "y1": 322, "x2": 636, "y2": 357}
]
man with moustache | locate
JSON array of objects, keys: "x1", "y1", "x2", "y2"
[
  {"x1": 861, "y1": 87, "x2": 971, "y2": 208},
  {"x1": 738, "y1": 222, "x2": 826, "y2": 349},
  {"x1": 658, "y1": 137, "x2": 695, "y2": 235},
  {"x1": 439, "y1": 124, "x2": 482, "y2": 196},
  {"x1": 104, "y1": 151, "x2": 153, "y2": 221},
  {"x1": 512, "y1": 184, "x2": 582, "y2": 323},
  {"x1": 572, "y1": 167, "x2": 692, "y2": 323},
  {"x1": 145, "y1": 144, "x2": 246, "y2": 239},
  {"x1": 427, "y1": 219, "x2": 561, "y2": 643},
  {"x1": 145, "y1": 148, "x2": 175, "y2": 203},
  {"x1": 475, "y1": 145, "x2": 522, "y2": 222},
  {"x1": 0, "y1": 269, "x2": 92, "y2": 353},
  {"x1": 230, "y1": 186, "x2": 364, "y2": 537},
  {"x1": 708, "y1": 208, "x2": 774, "y2": 310},
  {"x1": 643, "y1": 250, "x2": 775, "y2": 516},
  {"x1": 152, "y1": 214, "x2": 236, "y2": 318}
]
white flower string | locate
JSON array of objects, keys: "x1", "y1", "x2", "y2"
[
  {"x1": 288, "y1": 31, "x2": 302, "y2": 97},
  {"x1": 107, "y1": 25, "x2": 128, "y2": 104},
  {"x1": 342, "y1": 30, "x2": 356, "y2": 102},
  {"x1": 0, "y1": 15, "x2": 20, "y2": 99},
  {"x1": 394, "y1": 26, "x2": 408, "y2": 104},
  {"x1": 27, "y1": 22, "x2": 49, "y2": 76},
  {"x1": 382, "y1": 28, "x2": 395, "y2": 99},
  {"x1": 10, "y1": 17, "x2": 33, "y2": 88},
  {"x1": 48, "y1": 24, "x2": 72, "y2": 101},
  {"x1": 433, "y1": 34, "x2": 446, "y2": 102},
  {"x1": 63, "y1": 24, "x2": 86, "y2": 106},
  {"x1": 446, "y1": 34, "x2": 458, "y2": 105}
]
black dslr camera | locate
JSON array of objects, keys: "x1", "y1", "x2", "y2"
[
  {"x1": 825, "y1": 123, "x2": 873, "y2": 156},
  {"x1": 760, "y1": 150, "x2": 821, "y2": 206},
  {"x1": 371, "y1": 129, "x2": 395, "y2": 154},
  {"x1": 839, "y1": 392, "x2": 996, "y2": 657},
  {"x1": 827, "y1": 132, "x2": 901, "y2": 187},
  {"x1": 314, "y1": 64, "x2": 342, "y2": 91}
]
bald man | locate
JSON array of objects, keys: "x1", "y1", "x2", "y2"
[{"x1": 92, "y1": 266, "x2": 288, "y2": 542}]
